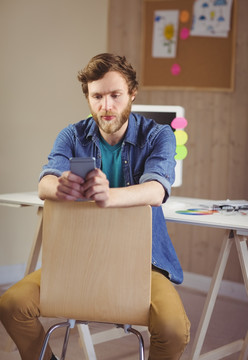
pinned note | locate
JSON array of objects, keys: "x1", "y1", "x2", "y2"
[
  {"x1": 180, "y1": 28, "x2": 190, "y2": 40},
  {"x1": 175, "y1": 145, "x2": 188, "y2": 160},
  {"x1": 180, "y1": 10, "x2": 190, "y2": 23},
  {"x1": 171, "y1": 63, "x2": 181, "y2": 76},
  {"x1": 174, "y1": 130, "x2": 188, "y2": 146},
  {"x1": 171, "y1": 117, "x2": 188, "y2": 129}
]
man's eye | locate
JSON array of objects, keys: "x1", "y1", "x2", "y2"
[
  {"x1": 111, "y1": 94, "x2": 119, "y2": 99},
  {"x1": 94, "y1": 95, "x2": 102, "y2": 100}
]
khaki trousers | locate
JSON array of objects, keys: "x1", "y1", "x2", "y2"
[{"x1": 0, "y1": 268, "x2": 190, "y2": 360}]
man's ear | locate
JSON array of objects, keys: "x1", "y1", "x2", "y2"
[{"x1": 131, "y1": 91, "x2": 137, "y2": 102}]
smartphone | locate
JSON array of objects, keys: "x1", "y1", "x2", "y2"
[{"x1": 70, "y1": 157, "x2": 96, "y2": 178}]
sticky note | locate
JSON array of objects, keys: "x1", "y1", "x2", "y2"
[
  {"x1": 171, "y1": 63, "x2": 181, "y2": 76},
  {"x1": 180, "y1": 27, "x2": 190, "y2": 40},
  {"x1": 174, "y1": 130, "x2": 188, "y2": 146},
  {"x1": 175, "y1": 145, "x2": 188, "y2": 160},
  {"x1": 180, "y1": 10, "x2": 190, "y2": 23},
  {"x1": 171, "y1": 117, "x2": 188, "y2": 129}
]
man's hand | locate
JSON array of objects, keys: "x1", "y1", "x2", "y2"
[
  {"x1": 81, "y1": 168, "x2": 110, "y2": 207},
  {"x1": 57, "y1": 169, "x2": 110, "y2": 205},
  {"x1": 56, "y1": 171, "x2": 85, "y2": 201},
  {"x1": 38, "y1": 169, "x2": 110, "y2": 204}
]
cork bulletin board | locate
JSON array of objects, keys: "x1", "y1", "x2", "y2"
[{"x1": 141, "y1": 0, "x2": 237, "y2": 91}]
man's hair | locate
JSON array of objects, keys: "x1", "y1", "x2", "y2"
[{"x1": 78, "y1": 53, "x2": 138, "y2": 98}]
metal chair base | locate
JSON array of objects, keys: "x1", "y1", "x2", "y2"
[{"x1": 39, "y1": 320, "x2": 145, "y2": 360}]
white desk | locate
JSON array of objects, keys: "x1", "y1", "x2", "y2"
[
  {"x1": 163, "y1": 197, "x2": 248, "y2": 360},
  {"x1": 1, "y1": 192, "x2": 248, "y2": 360},
  {"x1": 164, "y1": 196, "x2": 248, "y2": 234}
]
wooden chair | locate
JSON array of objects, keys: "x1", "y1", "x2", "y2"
[{"x1": 39, "y1": 200, "x2": 152, "y2": 360}]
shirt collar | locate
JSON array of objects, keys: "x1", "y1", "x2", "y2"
[
  {"x1": 86, "y1": 118, "x2": 99, "y2": 139},
  {"x1": 122, "y1": 113, "x2": 137, "y2": 145}
]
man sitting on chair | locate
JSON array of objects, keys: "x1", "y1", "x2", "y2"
[{"x1": 0, "y1": 53, "x2": 190, "y2": 360}]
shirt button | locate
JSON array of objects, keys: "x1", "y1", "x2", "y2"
[
  {"x1": 124, "y1": 160, "x2": 128, "y2": 164},
  {"x1": 126, "y1": 182, "x2": 130, "y2": 186}
]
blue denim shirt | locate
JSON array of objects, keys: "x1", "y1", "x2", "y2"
[{"x1": 40, "y1": 113, "x2": 183, "y2": 284}]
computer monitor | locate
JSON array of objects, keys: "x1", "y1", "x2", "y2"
[{"x1": 131, "y1": 104, "x2": 186, "y2": 187}]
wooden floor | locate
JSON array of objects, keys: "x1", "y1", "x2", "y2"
[{"x1": 0, "y1": 285, "x2": 247, "y2": 360}]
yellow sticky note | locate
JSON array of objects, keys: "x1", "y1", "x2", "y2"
[{"x1": 174, "y1": 130, "x2": 188, "y2": 146}]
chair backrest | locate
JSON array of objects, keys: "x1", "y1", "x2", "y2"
[{"x1": 40, "y1": 200, "x2": 152, "y2": 326}]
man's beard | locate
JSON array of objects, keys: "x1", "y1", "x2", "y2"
[{"x1": 90, "y1": 98, "x2": 132, "y2": 135}]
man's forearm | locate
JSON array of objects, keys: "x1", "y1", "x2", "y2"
[
  {"x1": 38, "y1": 175, "x2": 60, "y2": 200},
  {"x1": 39, "y1": 173, "x2": 166, "y2": 208},
  {"x1": 99, "y1": 181, "x2": 165, "y2": 208}
]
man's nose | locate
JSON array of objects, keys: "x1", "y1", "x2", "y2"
[{"x1": 102, "y1": 96, "x2": 112, "y2": 111}]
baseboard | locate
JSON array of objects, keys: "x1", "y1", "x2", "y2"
[
  {"x1": 181, "y1": 271, "x2": 248, "y2": 303},
  {"x1": 0, "y1": 265, "x2": 247, "y2": 303}
]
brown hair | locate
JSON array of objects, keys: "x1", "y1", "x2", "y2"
[{"x1": 78, "y1": 53, "x2": 138, "y2": 98}]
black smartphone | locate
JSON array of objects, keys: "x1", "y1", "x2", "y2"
[{"x1": 70, "y1": 157, "x2": 96, "y2": 178}]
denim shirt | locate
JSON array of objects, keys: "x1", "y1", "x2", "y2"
[{"x1": 40, "y1": 113, "x2": 183, "y2": 284}]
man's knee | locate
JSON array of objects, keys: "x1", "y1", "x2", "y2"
[
  {"x1": 151, "y1": 309, "x2": 190, "y2": 348},
  {"x1": 149, "y1": 303, "x2": 190, "y2": 360},
  {"x1": 162, "y1": 314, "x2": 190, "y2": 348},
  {"x1": 0, "y1": 277, "x2": 41, "y2": 324}
]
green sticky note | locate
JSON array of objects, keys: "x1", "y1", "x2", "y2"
[{"x1": 175, "y1": 145, "x2": 188, "y2": 160}]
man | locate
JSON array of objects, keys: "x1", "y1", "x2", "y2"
[{"x1": 0, "y1": 53, "x2": 190, "y2": 360}]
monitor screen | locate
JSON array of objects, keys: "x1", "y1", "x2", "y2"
[{"x1": 131, "y1": 105, "x2": 185, "y2": 187}]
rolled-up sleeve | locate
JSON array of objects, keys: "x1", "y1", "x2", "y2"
[
  {"x1": 139, "y1": 125, "x2": 176, "y2": 202},
  {"x1": 39, "y1": 125, "x2": 75, "y2": 181}
]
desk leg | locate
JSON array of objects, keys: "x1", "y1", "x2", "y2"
[
  {"x1": 24, "y1": 207, "x2": 43, "y2": 276},
  {"x1": 189, "y1": 230, "x2": 234, "y2": 360},
  {"x1": 235, "y1": 234, "x2": 248, "y2": 295},
  {"x1": 238, "y1": 330, "x2": 248, "y2": 360},
  {"x1": 235, "y1": 234, "x2": 248, "y2": 360},
  {"x1": 77, "y1": 324, "x2": 97, "y2": 360}
]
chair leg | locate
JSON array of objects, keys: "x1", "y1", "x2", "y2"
[
  {"x1": 39, "y1": 320, "x2": 76, "y2": 360},
  {"x1": 39, "y1": 322, "x2": 70, "y2": 360},
  {"x1": 60, "y1": 320, "x2": 76, "y2": 360},
  {"x1": 118, "y1": 325, "x2": 145, "y2": 360}
]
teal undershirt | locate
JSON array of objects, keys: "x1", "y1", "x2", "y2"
[{"x1": 99, "y1": 136, "x2": 125, "y2": 188}]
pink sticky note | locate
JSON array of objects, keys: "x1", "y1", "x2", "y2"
[
  {"x1": 171, "y1": 117, "x2": 188, "y2": 129},
  {"x1": 180, "y1": 27, "x2": 190, "y2": 40},
  {"x1": 171, "y1": 64, "x2": 181, "y2": 76}
]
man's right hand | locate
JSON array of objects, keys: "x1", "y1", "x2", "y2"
[
  {"x1": 56, "y1": 171, "x2": 86, "y2": 201},
  {"x1": 38, "y1": 172, "x2": 85, "y2": 201}
]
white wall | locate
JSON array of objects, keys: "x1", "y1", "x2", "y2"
[{"x1": 0, "y1": 0, "x2": 109, "y2": 269}]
